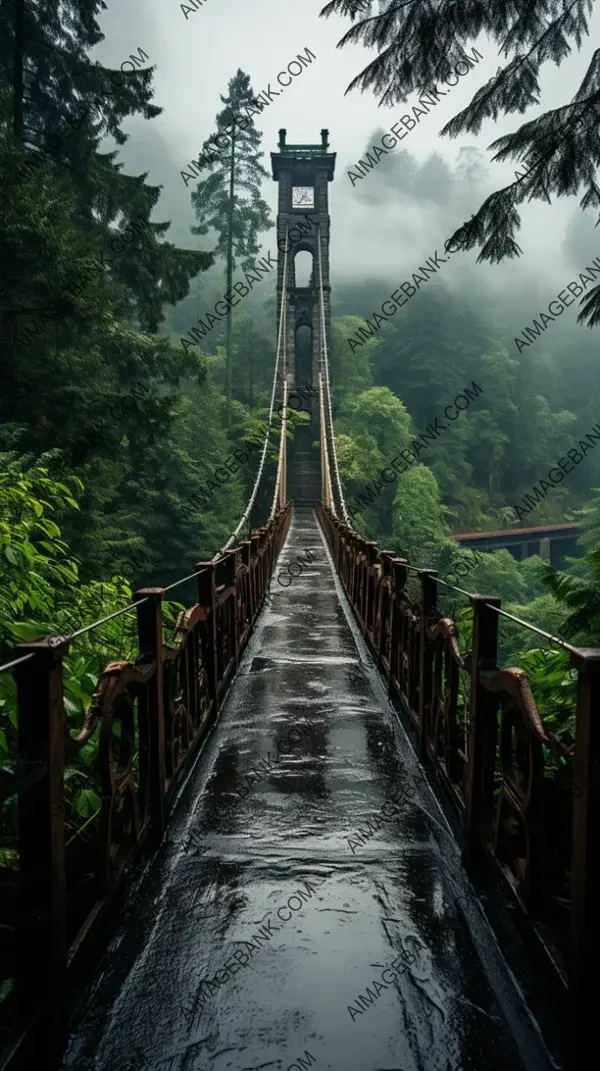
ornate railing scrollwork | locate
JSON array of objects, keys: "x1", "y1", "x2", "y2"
[
  {"x1": 316, "y1": 502, "x2": 600, "y2": 1070},
  {"x1": 428, "y1": 617, "x2": 466, "y2": 794},
  {"x1": 95, "y1": 661, "x2": 156, "y2": 891},
  {"x1": 4, "y1": 502, "x2": 291, "y2": 1067}
]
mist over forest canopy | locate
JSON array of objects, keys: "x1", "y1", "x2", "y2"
[
  {"x1": 3, "y1": 12, "x2": 600, "y2": 1066},
  {"x1": 2, "y1": 0, "x2": 600, "y2": 777}
]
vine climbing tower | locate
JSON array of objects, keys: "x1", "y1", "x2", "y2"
[{"x1": 271, "y1": 129, "x2": 336, "y2": 504}]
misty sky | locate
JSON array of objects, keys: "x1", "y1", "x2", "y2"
[{"x1": 92, "y1": 1, "x2": 600, "y2": 302}]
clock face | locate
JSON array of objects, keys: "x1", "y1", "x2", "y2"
[{"x1": 292, "y1": 186, "x2": 314, "y2": 208}]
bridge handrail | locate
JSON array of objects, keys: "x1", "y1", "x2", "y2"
[
  {"x1": 0, "y1": 505, "x2": 292, "y2": 1069},
  {"x1": 218, "y1": 233, "x2": 291, "y2": 555},
  {"x1": 0, "y1": 568, "x2": 213, "y2": 678},
  {"x1": 269, "y1": 231, "x2": 290, "y2": 521},
  {"x1": 316, "y1": 503, "x2": 599, "y2": 1068},
  {"x1": 412, "y1": 566, "x2": 581, "y2": 654},
  {"x1": 316, "y1": 223, "x2": 350, "y2": 525}
]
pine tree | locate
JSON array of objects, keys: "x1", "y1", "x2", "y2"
[
  {"x1": 456, "y1": 146, "x2": 489, "y2": 200},
  {"x1": 190, "y1": 69, "x2": 274, "y2": 426},
  {"x1": 321, "y1": 0, "x2": 600, "y2": 327},
  {"x1": 0, "y1": 0, "x2": 213, "y2": 333}
]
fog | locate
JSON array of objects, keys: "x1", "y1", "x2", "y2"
[{"x1": 92, "y1": 1, "x2": 600, "y2": 318}]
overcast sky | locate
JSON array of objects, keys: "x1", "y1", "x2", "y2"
[{"x1": 93, "y1": 1, "x2": 600, "y2": 299}]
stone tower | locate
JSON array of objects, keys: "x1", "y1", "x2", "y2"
[{"x1": 271, "y1": 129, "x2": 336, "y2": 502}]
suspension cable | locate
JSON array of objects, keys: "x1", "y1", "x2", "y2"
[
  {"x1": 269, "y1": 374, "x2": 287, "y2": 520},
  {"x1": 318, "y1": 371, "x2": 335, "y2": 512},
  {"x1": 269, "y1": 243, "x2": 289, "y2": 519},
  {"x1": 317, "y1": 306, "x2": 336, "y2": 515},
  {"x1": 1, "y1": 243, "x2": 291, "y2": 669},
  {"x1": 315, "y1": 232, "x2": 336, "y2": 517},
  {"x1": 318, "y1": 371, "x2": 330, "y2": 509},
  {"x1": 217, "y1": 233, "x2": 290, "y2": 555},
  {"x1": 316, "y1": 224, "x2": 350, "y2": 525}
]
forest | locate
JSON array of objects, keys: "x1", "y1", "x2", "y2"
[{"x1": 1, "y1": 0, "x2": 600, "y2": 924}]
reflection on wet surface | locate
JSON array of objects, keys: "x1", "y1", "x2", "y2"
[{"x1": 60, "y1": 507, "x2": 556, "y2": 1071}]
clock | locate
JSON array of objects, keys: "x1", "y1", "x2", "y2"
[{"x1": 292, "y1": 186, "x2": 314, "y2": 208}]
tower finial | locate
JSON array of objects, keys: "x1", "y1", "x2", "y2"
[
  {"x1": 321, "y1": 129, "x2": 329, "y2": 148},
  {"x1": 279, "y1": 128, "x2": 286, "y2": 148}
]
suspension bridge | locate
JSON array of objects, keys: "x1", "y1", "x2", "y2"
[{"x1": 0, "y1": 130, "x2": 597, "y2": 1071}]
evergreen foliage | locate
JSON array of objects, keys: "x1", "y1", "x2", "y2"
[
  {"x1": 190, "y1": 70, "x2": 274, "y2": 424},
  {"x1": 321, "y1": 0, "x2": 600, "y2": 326},
  {"x1": 1, "y1": 3, "x2": 600, "y2": 901}
]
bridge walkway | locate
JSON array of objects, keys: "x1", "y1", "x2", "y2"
[{"x1": 60, "y1": 507, "x2": 554, "y2": 1071}]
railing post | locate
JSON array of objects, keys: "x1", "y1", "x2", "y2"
[
  {"x1": 417, "y1": 569, "x2": 438, "y2": 764},
  {"x1": 463, "y1": 595, "x2": 500, "y2": 868},
  {"x1": 197, "y1": 561, "x2": 219, "y2": 716},
  {"x1": 241, "y1": 538, "x2": 253, "y2": 625},
  {"x1": 378, "y1": 551, "x2": 396, "y2": 668},
  {"x1": 344, "y1": 531, "x2": 352, "y2": 601},
  {"x1": 134, "y1": 588, "x2": 166, "y2": 847},
  {"x1": 351, "y1": 534, "x2": 360, "y2": 607},
  {"x1": 338, "y1": 524, "x2": 346, "y2": 589},
  {"x1": 334, "y1": 517, "x2": 341, "y2": 571},
  {"x1": 393, "y1": 560, "x2": 408, "y2": 589},
  {"x1": 568, "y1": 649, "x2": 600, "y2": 1071},
  {"x1": 257, "y1": 527, "x2": 268, "y2": 605},
  {"x1": 364, "y1": 541, "x2": 378, "y2": 638},
  {"x1": 13, "y1": 638, "x2": 69, "y2": 1061},
  {"x1": 249, "y1": 533, "x2": 260, "y2": 618},
  {"x1": 389, "y1": 559, "x2": 408, "y2": 699},
  {"x1": 225, "y1": 549, "x2": 239, "y2": 668}
]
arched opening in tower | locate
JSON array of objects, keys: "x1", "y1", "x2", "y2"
[
  {"x1": 294, "y1": 249, "x2": 313, "y2": 289},
  {"x1": 295, "y1": 324, "x2": 313, "y2": 389}
]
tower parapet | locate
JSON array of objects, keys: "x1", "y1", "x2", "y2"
[{"x1": 271, "y1": 129, "x2": 336, "y2": 406}]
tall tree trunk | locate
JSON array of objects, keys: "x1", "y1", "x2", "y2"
[
  {"x1": 249, "y1": 322, "x2": 254, "y2": 406},
  {"x1": 13, "y1": 0, "x2": 25, "y2": 143},
  {"x1": 225, "y1": 124, "x2": 236, "y2": 428}
]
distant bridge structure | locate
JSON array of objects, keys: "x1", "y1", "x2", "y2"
[{"x1": 451, "y1": 521, "x2": 581, "y2": 569}]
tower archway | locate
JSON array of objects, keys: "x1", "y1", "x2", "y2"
[
  {"x1": 294, "y1": 249, "x2": 314, "y2": 289},
  {"x1": 271, "y1": 128, "x2": 336, "y2": 503},
  {"x1": 295, "y1": 323, "x2": 312, "y2": 386}
]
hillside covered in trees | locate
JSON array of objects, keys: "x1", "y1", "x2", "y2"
[{"x1": 2, "y1": 0, "x2": 600, "y2": 882}]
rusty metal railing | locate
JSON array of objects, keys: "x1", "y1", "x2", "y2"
[
  {"x1": 0, "y1": 503, "x2": 291, "y2": 1070},
  {"x1": 316, "y1": 502, "x2": 598, "y2": 1071}
]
